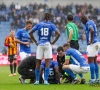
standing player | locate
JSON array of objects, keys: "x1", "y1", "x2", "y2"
[
  {"x1": 4, "y1": 30, "x2": 17, "y2": 76},
  {"x1": 66, "y1": 14, "x2": 79, "y2": 50},
  {"x1": 40, "y1": 59, "x2": 60, "y2": 84},
  {"x1": 63, "y1": 43, "x2": 90, "y2": 84},
  {"x1": 15, "y1": 20, "x2": 32, "y2": 60},
  {"x1": 81, "y1": 15, "x2": 99, "y2": 83},
  {"x1": 29, "y1": 13, "x2": 60, "y2": 85}
]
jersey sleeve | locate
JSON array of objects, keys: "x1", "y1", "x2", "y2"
[
  {"x1": 51, "y1": 24, "x2": 58, "y2": 32},
  {"x1": 31, "y1": 24, "x2": 38, "y2": 32},
  {"x1": 87, "y1": 24, "x2": 94, "y2": 31},
  {"x1": 16, "y1": 30, "x2": 21, "y2": 39},
  {"x1": 4, "y1": 37, "x2": 10, "y2": 47},
  {"x1": 40, "y1": 61, "x2": 45, "y2": 69},
  {"x1": 67, "y1": 24, "x2": 73, "y2": 31},
  {"x1": 65, "y1": 50, "x2": 71, "y2": 60}
]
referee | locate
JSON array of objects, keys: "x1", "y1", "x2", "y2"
[{"x1": 66, "y1": 14, "x2": 79, "y2": 50}]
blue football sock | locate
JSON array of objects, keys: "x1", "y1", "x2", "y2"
[
  {"x1": 35, "y1": 69, "x2": 40, "y2": 81},
  {"x1": 44, "y1": 68, "x2": 50, "y2": 81},
  {"x1": 94, "y1": 62, "x2": 99, "y2": 79},
  {"x1": 64, "y1": 69, "x2": 76, "y2": 79},
  {"x1": 90, "y1": 62, "x2": 95, "y2": 79},
  {"x1": 78, "y1": 74, "x2": 84, "y2": 78}
]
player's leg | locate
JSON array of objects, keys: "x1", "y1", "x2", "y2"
[
  {"x1": 8, "y1": 55, "x2": 14, "y2": 76},
  {"x1": 87, "y1": 44, "x2": 96, "y2": 83},
  {"x1": 13, "y1": 54, "x2": 17, "y2": 75},
  {"x1": 44, "y1": 43, "x2": 52, "y2": 85},
  {"x1": 34, "y1": 45, "x2": 43, "y2": 85},
  {"x1": 63, "y1": 64, "x2": 79, "y2": 84}
]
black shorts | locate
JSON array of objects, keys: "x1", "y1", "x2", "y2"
[
  {"x1": 70, "y1": 40, "x2": 79, "y2": 50},
  {"x1": 8, "y1": 54, "x2": 17, "y2": 62}
]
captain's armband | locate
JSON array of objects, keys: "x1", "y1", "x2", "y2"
[{"x1": 65, "y1": 55, "x2": 70, "y2": 60}]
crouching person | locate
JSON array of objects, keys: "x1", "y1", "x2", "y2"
[
  {"x1": 40, "y1": 59, "x2": 61, "y2": 84},
  {"x1": 18, "y1": 56, "x2": 36, "y2": 84},
  {"x1": 62, "y1": 43, "x2": 90, "y2": 84}
]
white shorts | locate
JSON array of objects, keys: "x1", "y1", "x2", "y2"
[
  {"x1": 36, "y1": 42, "x2": 52, "y2": 60},
  {"x1": 69, "y1": 64, "x2": 90, "y2": 74},
  {"x1": 87, "y1": 42, "x2": 100, "y2": 57},
  {"x1": 19, "y1": 52, "x2": 31, "y2": 60}
]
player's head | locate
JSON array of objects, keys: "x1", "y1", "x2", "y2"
[
  {"x1": 67, "y1": 14, "x2": 73, "y2": 22},
  {"x1": 63, "y1": 43, "x2": 70, "y2": 51},
  {"x1": 57, "y1": 46, "x2": 65, "y2": 57},
  {"x1": 81, "y1": 15, "x2": 88, "y2": 25},
  {"x1": 10, "y1": 30, "x2": 15, "y2": 37},
  {"x1": 44, "y1": 13, "x2": 51, "y2": 21},
  {"x1": 25, "y1": 20, "x2": 33, "y2": 30}
]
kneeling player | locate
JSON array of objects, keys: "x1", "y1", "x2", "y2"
[
  {"x1": 18, "y1": 56, "x2": 36, "y2": 84},
  {"x1": 40, "y1": 59, "x2": 60, "y2": 84},
  {"x1": 63, "y1": 43, "x2": 90, "y2": 84}
]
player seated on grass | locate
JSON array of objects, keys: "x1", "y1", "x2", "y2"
[
  {"x1": 40, "y1": 59, "x2": 60, "y2": 84},
  {"x1": 57, "y1": 46, "x2": 73, "y2": 83},
  {"x1": 18, "y1": 56, "x2": 36, "y2": 84},
  {"x1": 62, "y1": 43, "x2": 90, "y2": 84}
]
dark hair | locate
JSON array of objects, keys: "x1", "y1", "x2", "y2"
[
  {"x1": 63, "y1": 43, "x2": 70, "y2": 47},
  {"x1": 26, "y1": 20, "x2": 33, "y2": 25},
  {"x1": 57, "y1": 46, "x2": 64, "y2": 52},
  {"x1": 44, "y1": 13, "x2": 51, "y2": 21},
  {"x1": 67, "y1": 14, "x2": 73, "y2": 21},
  {"x1": 10, "y1": 29, "x2": 15, "y2": 32}
]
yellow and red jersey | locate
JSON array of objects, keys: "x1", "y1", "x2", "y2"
[{"x1": 4, "y1": 36, "x2": 17, "y2": 55}]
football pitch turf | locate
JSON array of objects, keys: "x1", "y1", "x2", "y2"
[{"x1": 0, "y1": 66, "x2": 100, "y2": 90}]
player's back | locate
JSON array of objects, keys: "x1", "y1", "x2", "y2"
[
  {"x1": 37, "y1": 21, "x2": 57, "y2": 44},
  {"x1": 66, "y1": 48, "x2": 89, "y2": 66}
]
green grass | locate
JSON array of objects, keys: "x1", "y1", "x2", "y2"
[{"x1": 0, "y1": 66, "x2": 100, "y2": 90}]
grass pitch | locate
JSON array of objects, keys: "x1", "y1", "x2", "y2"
[{"x1": 0, "y1": 66, "x2": 100, "y2": 90}]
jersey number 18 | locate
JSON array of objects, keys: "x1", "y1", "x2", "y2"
[{"x1": 41, "y1": 28, "x2": 49, "y2": 36}]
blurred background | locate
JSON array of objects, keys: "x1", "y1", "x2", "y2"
[{"x1": 0, "y1": 0, "x2": 100, "y2": 54}]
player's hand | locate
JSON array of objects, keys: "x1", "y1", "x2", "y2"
[
  {"x1": 9, "y1": 43, "x2": 14, "y2": 48},
  {"x1": 50, "y1": 42, "x2": 54, "y2": 45},
  {"x1": 23, "y1": 42, "x2": 30, "y2": 45},
  {"x1": 88, "y1": 41, "x2": 92, "y2": 45}
]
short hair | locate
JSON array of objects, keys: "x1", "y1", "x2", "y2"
[
  {"x1": 44, "y1": 13, "x2": 51, "y2": 21},
  {"x1": 26, "y1": 20, "x2": 33, "y2": 25},
  {"x1": 57, "y1": 46, "x2": 64, "y2": 52},
  {"x1": 67, "y1": 14, "x2": 73, "y2": 21},
  {"x1": 63, "y1": 43, "x2": 70, "y2": 47},
  {"x1": 10, "y1": 29, "x2": 15, "y2": 32}
]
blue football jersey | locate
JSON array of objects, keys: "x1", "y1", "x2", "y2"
[
  {"x1": 41, "y1": 60, "x2": 58, "y2": 82},
  {"x1": 85, "y1": 20, "x2": 98, "y2": 44},
  {"x1": 16, "y1": 28, "x2": 31, "y2": 53},
  {"x1": 66, "y1": 48, "x2": 89, "y2": 66},
  {"x1": 31, "y1": 21, "x2": 58, "y2": 45}
]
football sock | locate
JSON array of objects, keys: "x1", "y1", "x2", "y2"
[
  {"x1": 10, "y1": 64, "x2": 13, "y2": 74},
  {"x1": 90, "y1": 62, "x2": 95, "y2": 79},
  {"x1": 44, "y1": 68, "x2": 50, "y2": 81},
  {"x1": 78, "y1": 74, "x2": 84, "y2": 78},
  {"x1": 64, "y1": 69, "x2": 76, "y2": 79},
  {"x1": 94, "y1": 62, "x2": 99, "y2": 79},
  {"x1": 14, "y1": 63, "x2": 16, "y2": 73},
  {"x1": 35, "y1": 69, "x2": 40, "y2": 81}
]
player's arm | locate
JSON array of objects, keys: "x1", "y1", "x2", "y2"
[
  {"x1": 29, "y1": 30, "x2": 38, "y2": 45},
  {"x1": 63, "y1": 55, "x2": 70, "y2": 65},
  {"x1": 51, "y1": 24, "x2": 60, "y2": 44},
  {"x1": 29, "y1": 25, "x2": 38, "y2": 45},
  {"x1": 4, "y1": 37, "x2": 10, "y2": 47},
  {"x1": 54, "y1": 62, "x2": 61, "y2": 84},
  {"x1": 15, "y1": 30, "x2": 30, "y2": 45},
  {"x1": 89, "y1": 27, "x2": 94, "y2": 44},
  {"x1": 67, "y1": 26, "x2": 73, "y2": 43}
]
